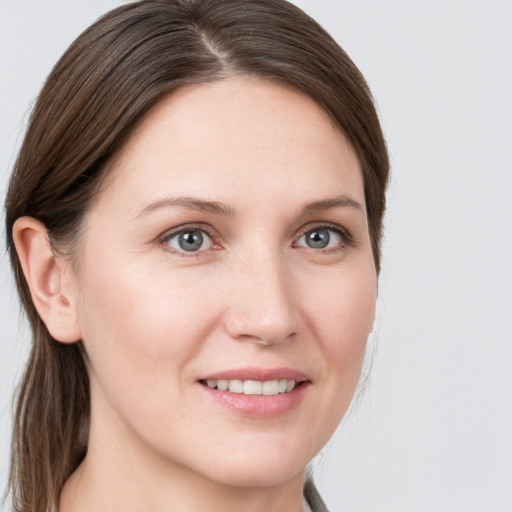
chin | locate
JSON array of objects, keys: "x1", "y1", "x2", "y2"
[
  {"x1": 182, "y1": 434, "x2": 317, "y2": 489},
  {"x1": 203, "y1": 458, "x2": 307, "y2": 489}
]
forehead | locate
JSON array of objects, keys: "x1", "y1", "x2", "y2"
[{"x1": 93, "y1": 77, "x2": 364, "y2": 216}]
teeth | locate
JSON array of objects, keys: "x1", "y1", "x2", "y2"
[
  {"x1": 243, "y1": 380, "x2": 262, "y2": 395},
  {"x1": 262, "y1": 380, "x2": 278, "y2": 395},
  {"x1": 217, "y1": 379, "x2": 228, "y2": 391},
  {"x1": 228, "y1": 380, "x2": 244, "y2": 393},
  {"x1": 204, "y1": 379, "x2": 297, "y2": 395}
]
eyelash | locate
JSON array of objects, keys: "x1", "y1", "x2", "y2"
[
  {"x1": 294, "y1": 223, "x2": 355, "y2": 253},
  {"x1": 158, "y1": 223, "x2": 354, "y2": 257},
  {"x1": 159, "y1": 224, "x2": 219, "y2": 257}
]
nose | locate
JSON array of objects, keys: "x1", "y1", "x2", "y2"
[{"x1": 223, "y1": 254, "x2": 298, "y2": 346}]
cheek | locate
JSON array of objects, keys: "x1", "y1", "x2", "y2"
[
  {"x1": 302, "y1": 263, "x2": 376, "y2": 426},
  {"x1": 74, "y1": 257, "x2": 221, "y2": 408},
  {"x1": 328, "y1": 277, "x2": 375, "y2": 360},
  {"x1": 305, "y1": 261, "x2": 376, "y2": 353}
]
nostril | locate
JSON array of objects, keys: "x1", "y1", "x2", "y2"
[
  {"x1": 222, "y1": 303, "x2": 297, "y2": 346},
  {"x1": 232, "y1": 330, "x2": 296, "y2": 347}
]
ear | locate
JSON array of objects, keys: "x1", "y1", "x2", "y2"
[{"x1": 12, "y1": 217, "x2": 82, "y2": 343}]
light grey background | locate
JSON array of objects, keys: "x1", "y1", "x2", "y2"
[{"x1": 1, "y1": 1, "x2": 511, "y2": 511}]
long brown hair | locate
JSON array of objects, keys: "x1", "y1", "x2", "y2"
[{"x1": 4, "y1": 1, "x2": 389, "y2": 510}]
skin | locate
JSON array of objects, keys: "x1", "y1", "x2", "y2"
[{"x1": 16, "y1": 78, "x2": 377, "y2": 512}]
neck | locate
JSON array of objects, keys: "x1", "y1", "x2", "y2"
[{"x1": 61, "y1": 458, "x2": 306, "y2": 512}]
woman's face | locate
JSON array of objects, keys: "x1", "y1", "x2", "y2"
[{"x1": 71, "y1": 78, "x2": 377, "y2": 487}]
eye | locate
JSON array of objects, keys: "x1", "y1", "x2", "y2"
[
  {"x1": 296, "y1": 226, "x2": 345, "y2": 250},
  {"x1": 164, "y1": 228, "x2": 213, "y2": 253}
]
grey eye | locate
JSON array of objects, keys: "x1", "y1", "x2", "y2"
[
  {"x1": 297, "y1": 227, "x2": 342, "y2": 250},
  {"x1": 165, "y1": 229, "x2": 212, "y2": 252}
]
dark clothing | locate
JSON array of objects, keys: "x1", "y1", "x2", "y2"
[{"x1": 304, "y1": 479, "x2": 329, "y2": 512}]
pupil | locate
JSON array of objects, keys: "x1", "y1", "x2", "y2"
[
  {"x1": 179, "y1": 230, "x2": 203, "y2": 251},
  {"x1": 307, "y1": 229, "x2": 329, "y2": 249}
]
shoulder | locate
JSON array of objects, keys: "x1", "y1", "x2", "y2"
[{"x1": 303, "y1": 478, "x2": 330, "y2": 512}]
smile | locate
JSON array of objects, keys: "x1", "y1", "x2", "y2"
[
  {"x1": 198, "y1": 368, "x2": 310, "y2": 417},
  {"x1": 202, "y1": 379, "x2": 297, "y2": 395}
]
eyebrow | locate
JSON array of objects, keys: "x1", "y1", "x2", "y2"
[
  {"x1": 138, "y1": 196, "x2": 235, "y2": 218},
  {"x1": 301, "y1": 196, "x2": 364, "y2": 214},
  {"x1": 137, "y1": 194, "x2": 363, "y2": 218}
]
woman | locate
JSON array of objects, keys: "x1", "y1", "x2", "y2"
[{"x1": 4, "y1": 0, "x2": 389, "y2": 511}]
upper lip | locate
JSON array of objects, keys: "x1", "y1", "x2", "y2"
[{"x1": 200, "y1": 367, "x2": 309, "y2": 382}]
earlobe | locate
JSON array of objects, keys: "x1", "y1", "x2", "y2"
[{"x1": 12, "y1": 217, "x2": 82, "y2": 343}]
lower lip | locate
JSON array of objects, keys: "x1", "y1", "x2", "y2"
[{"x1": 199, "y1": 382, "x2": 309, "y2": 418}]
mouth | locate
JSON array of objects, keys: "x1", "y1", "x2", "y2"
[
  {"x1": 197, "y1": 368, "x2": 310, "y2": 417},
  {"x1": 199, "y1": 378, "x2": 301, "y2": 395}
]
